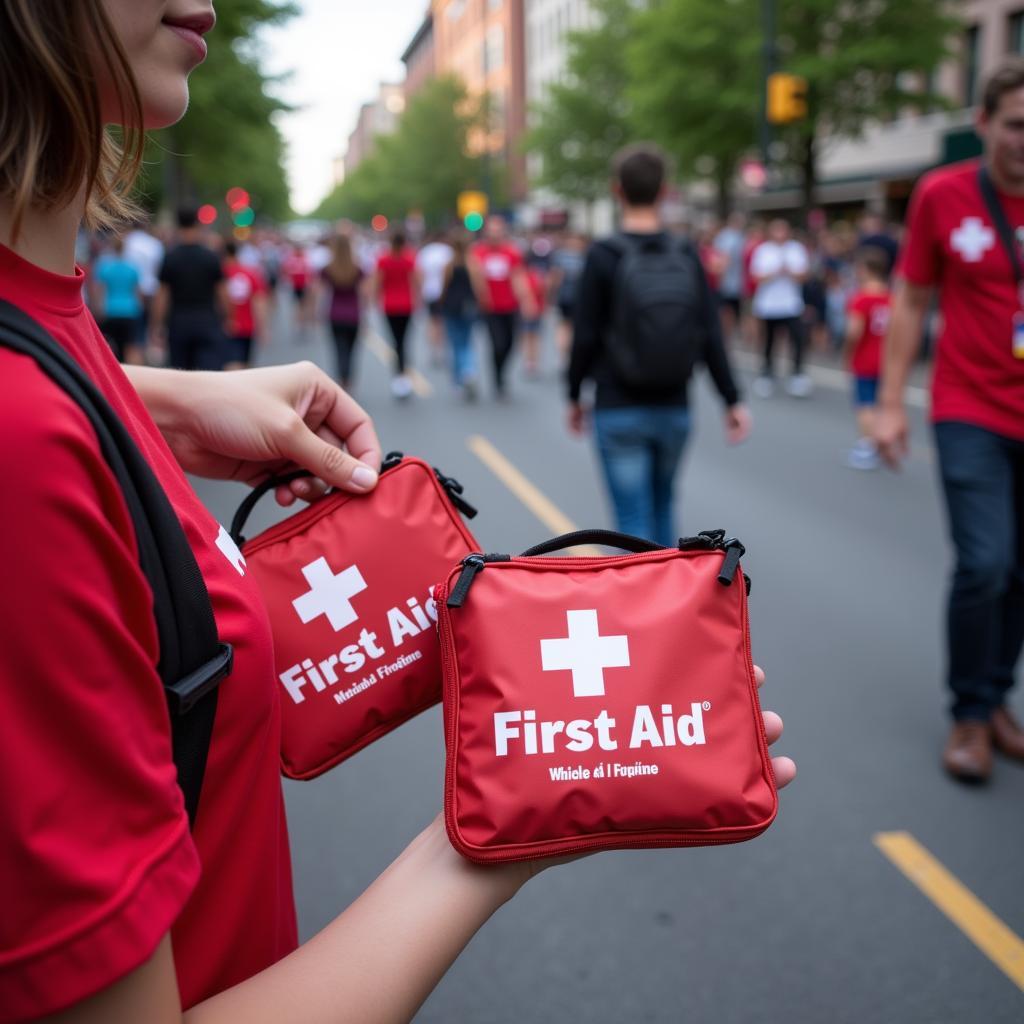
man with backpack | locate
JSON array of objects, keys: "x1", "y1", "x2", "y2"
[{"x1": 567, "y1": 144, "x2": 750, "y2": 547}]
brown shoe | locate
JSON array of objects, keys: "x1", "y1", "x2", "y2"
[
  {"x1": 942, "y1": 721, "x2": 993, "y2": 783},
  {"x1": 991, "y1": 706, "x2": 1024, "y2": 761}
]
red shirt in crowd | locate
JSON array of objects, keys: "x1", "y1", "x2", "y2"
[
  {"x1": 225, "y1": 259, "x2": 267, "y2": 338},
  {"x1": 283, "y1": 249, "x2": 309, "y2": 288},
  {"x1": 0, "y1": 244, "x2": 297, "y2": 1021},
  {"x1": 376, "y1": 249, "x2": 417, "y2": 315},
  {"x1": 845, "y1": 289, "x2": 891, "y2": 379},
  {"x1": 899, "y1": 158, "x2": 1024, "y2": 440},
  {"x1": 526, "y1": 265, "x2": 547, "y2": 316},
  {"x1": 472, "y1": 241, "x2": 523, "y2": 314}
]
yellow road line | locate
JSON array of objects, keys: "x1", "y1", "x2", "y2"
[
  {"x1": 874, "y1": 831, "x2": 1024, "y2": 991},
  {"x1": 364, "y1": 331, "x2": 433, "y2": 397},
  {"x1": 467, "y1": 435, "x2": 602, "y2": 555}
]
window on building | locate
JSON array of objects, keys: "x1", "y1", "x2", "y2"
[
  {"x1": 1010, "y1": 11, "x2": 1024, "y2": 54},
  {"x1": 964, "y1": 25, "x2": 981, "y2": 107},
  {"x1": 485, "y1": 25, "x2": 505, "y2": 74},
  {"x1": 447, "y1": 0, "x2": 466, "y2": 22}
]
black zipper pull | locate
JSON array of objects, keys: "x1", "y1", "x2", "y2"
[
  {"x1": 717, "y1": 538, "x2": 746, "y2": 586},
  {"x1": 678, "y1": 529, "x2": 726, "y2": 551},
  {"x1": 381, "y1": 451, "x2": 404, "y2": 472},
  {"x1": 436, "y1": 472, "x2": 478, "y2": 519},
  {"x1": 447, "y1": 554, "x2": 486, "y2": 608}
]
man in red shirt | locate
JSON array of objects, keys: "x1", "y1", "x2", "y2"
[
  {"x1": 471, "y1": 215, "x2": 537, "y2": 398},
  {"x1": 877, "y1": 60, "x2": 1024, "y2": 782},
  {"x1": 223, "y1": 239, "x2": 268, "y2": 370}
]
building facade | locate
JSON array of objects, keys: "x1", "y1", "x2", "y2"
[
  {"x1": 343, "y1": 83, "x2": 405, "y2": 178},
  {"x1": 431, "y1": 0, "x2": 529, "y2": 203},
  {"x1": 401, "y1": 11, "x2": 436, "y2": 103}
]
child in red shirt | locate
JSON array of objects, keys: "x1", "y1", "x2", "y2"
[{"x1": 843, "y1": 247, "x2": 891, "y2": 469}]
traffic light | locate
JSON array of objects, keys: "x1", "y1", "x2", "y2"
[
  {"x1": 766, "y1": 73, "x2": 808, "y2": 125},
  {"x1": 457, "y1": 190, "x2": 488, "y2": 231}
]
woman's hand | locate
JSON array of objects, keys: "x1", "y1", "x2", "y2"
[{"x1": 127, "y1": 362, "x2": 381, "y2": 506}]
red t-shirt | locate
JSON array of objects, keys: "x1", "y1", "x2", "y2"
[
  {"x1": 526, "y1": 266, "x2": 547, "y2": 315},
  {"x1": 225, "y1": 261, "x2": 267, "y2": 337},
  {"x1": 899, "y1": 158, "x2": 1024, "y2": 440},
  {"x1": 472, "y1": 241, "x2": 523, "y2": 314},
  {"x1": 283, "y1": 251, "x2": 309, "y2": 288},
  {"x1": 0, "y1": 244, "x2": 297, "y2": 1021},
  {"x1": 376, "y1": 250, "x2": 417, "y2": 315},
  {"x1": 846, "y1": 289, "x2": 891, "y2": 378}
]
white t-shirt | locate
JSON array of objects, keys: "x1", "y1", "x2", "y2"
[
  {"x1": 751, "y1": 240, "x2": 808, "y2": 319},
  {"x1": 123, "y1": 229, "x2": 165, "y2": 298},
  {"x1": 416, "y1": 242, "x2": 454, "y2": 303}
]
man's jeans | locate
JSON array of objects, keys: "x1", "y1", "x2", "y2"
[
  {"x1": 934, "y1": 422, "x2": 1024, "y2": 721},
  {"x1": 593, "y1": 406, "x2": 692, "y2": 549}
]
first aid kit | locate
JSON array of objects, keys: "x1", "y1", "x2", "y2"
[
  {"x1": 231, "y1": 452, "x2": 480, "y2": 779},
  {"x1": 436, "y1": 529, "x2": 777, "y2": 863}
]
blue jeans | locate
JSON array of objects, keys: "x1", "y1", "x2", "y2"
[
  {"x1": 934, "y1": 422, "x2": 1024, "y2": 721},
  {"x1": 593, "y1": 407, "x2": 692, "y2": 548},
  {"x1": 444, "y1": 315, "x2": 476, "y2": 385}
]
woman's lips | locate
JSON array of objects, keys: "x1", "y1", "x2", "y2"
[{"x1": 162, "y1": 19, "x2": 211, "y2": 62}]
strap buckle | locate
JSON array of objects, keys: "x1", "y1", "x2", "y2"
[{"x1": 166, "y1": 643, "x2": 234, "y2": 715}]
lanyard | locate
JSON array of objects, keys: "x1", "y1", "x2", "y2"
[{"x1": 977, "y1": 165, "x2": 1024, "y2": 300}]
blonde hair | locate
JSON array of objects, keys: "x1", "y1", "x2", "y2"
[
  {"x1": 0, "y1": 0, "x2": 145, "y2": 240},
  {"x1": 325, "y1": 234, "x2": 359, "y2": 289}
]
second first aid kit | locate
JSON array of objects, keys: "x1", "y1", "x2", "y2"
[
  {"x1": 436, "y1": 529, "x2": 777, "y2": 863},
  {"x1": 231, "y1": 452, "x2": 479, "y2": 779}
]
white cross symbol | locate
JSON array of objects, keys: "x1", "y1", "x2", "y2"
[
  {"x1": 292, "y1": 557, "x2": 367, "y2": 631},
  {"x1": 215, "y1": 525, "x2": 246, "y2": 576},
  {"x1": 951, "y1": 216, "x2": 995, "y2": 263},
  {"x1": 540, "y1": 609, "x2": 630, "y2": 698}
]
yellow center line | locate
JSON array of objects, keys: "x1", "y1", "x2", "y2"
[
  {"x1": 874, "y1": 831, "x2": 1024, "y2": 991},
  {"x1": 467, "y1": 435, "x2": 603, "y2": 555},
  {"x1": 364, "y1": 331, "x2": 433, "y2": 397}
]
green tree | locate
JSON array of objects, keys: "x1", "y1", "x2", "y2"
[
  {"x1": 139, "y1": 0, "x2": 296, "y2": 221},
  {"x1": 313, "y1": 77, "x2": 490, "y2": 227},
  {"x1": 523, "y1": 0, "x2": 637, "y2": 218}
]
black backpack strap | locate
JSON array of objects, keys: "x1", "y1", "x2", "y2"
[{"x1": 0, "y1": 299, "x2": 230, "y2": 829}]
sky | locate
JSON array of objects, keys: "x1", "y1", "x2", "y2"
[{"x1": 262, "y1": 0, "x2": 428, "y2": 216}]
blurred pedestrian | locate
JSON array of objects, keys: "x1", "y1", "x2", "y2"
[
  {"x1": 222, "y1": 239, "x2": 268, "y2": 371},
  {"x1": 123, "y1": 214, "x2": 164, "y2": 353},
  {"x1": 472, "y1": 215, "x2": 537, "y2": 398},
  {"x1": 150, "y1": 207, "x2": 227, "y2": 371},
  {"x1": 842, "y1": 247, "x2": 891, "y2": 470},
  {"x1": 857, "y1": 210, "x2": 899, "y2": 277},
  {"x1": 713, "y1": 212, "x2": 746, "y2": 343},
  {"x1": 416, "y1": 231, "x2": 453, "y2": 368},
  {"x1": 282, "y1": 244, "x2": 312, "y2": 338},
  {"x1": 876, "y1": 60, "x2": 1024, "y2": 783},
  {"x1": 372, "y1": 231, "x2": 420, "y2": 399},
  {"x1": 321, "y1": 233, "x2": 364, "y2": 390},
  {"x1": 568, "y1": 143, "x2": 750, "y2": 546},
  {"x1": 550, "y1": 231, "x2": 587, "y2": 361},
  {"x1": 91, "y1": 233, "x2": 144, "y2": 364},
  {"x1": 440, "y1": 234, "x2": 481, "y2": 399},
  {"x1": 750, "y1": 219, "x2": 812, "y2": 398},
  {"x1": 521, "y1": 258, "x2": 548, "y2": 378}
]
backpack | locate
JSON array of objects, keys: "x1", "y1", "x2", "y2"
[
  {"x1": 604, "y1": 234, "x2": 706, "y2": 394},
  {"x1": 0, "y1": 299, "x2": 231, "y2": 830}
]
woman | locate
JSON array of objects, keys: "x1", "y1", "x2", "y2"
[
  {"x1": 91, "y1": 232, "x2": 145, "y2": 364},
  {"x1": 0, "y1": 4, "x2": 794, "y2": 1022},
  {"x1": 372, "y1": 231, "x2": 420, "y2": 399},
  {"x1": 439, "y1": 234, "x2": 480, "y2": 399},
  {"x1": 321, "y1": 233, "x2": 363, "y2": 390}
]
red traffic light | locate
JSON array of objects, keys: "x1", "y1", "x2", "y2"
[
  {"x1": 198, "y1": 204, "x2": 218, "y2": 225},
  {"x1": 226, "y1": 187, "x2": 250, "y2": 212}
]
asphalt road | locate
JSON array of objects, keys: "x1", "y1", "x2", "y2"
[{"x1": 190, "y1": 297, "x2": 1024, "y2": 1023}]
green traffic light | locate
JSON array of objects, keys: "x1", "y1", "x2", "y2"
[
  {"x1": 233, "y1": 206, "x2": 255, "y2": 227},
  {"x1": 464, "y1": 211, "x2": 484, "y2": 232}
]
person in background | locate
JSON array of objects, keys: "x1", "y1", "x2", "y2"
[
  {"x1": 521, "y1": 255, "x2": 549, "y2": 378},
  {"x1": 740, "y1": 218, "x2": 766, "y2": 346},
  {"x1": 372, "y1": 231, "x2": 420, "y2": 399},
  {"x1": 713, "y1": 212, "x2": 746, "y2": 343},
  {"x1": 282, "y1": 244, "x2": 312, "y2": 338},
  {"x1": 123, "y1": 213, "x2": 164, "y2": 355},
  {"x1": 416, "y1": 231, "x2": 454, "y2": 368},
  {"x1": 857, "y1": 209, "x2": 899, "y2": 278},
  {"x1": 472, "y1": 214, "x2": 537, "y2": 399},
  {"x1": 92, "y1": 233, "x2": 144, "y2": 364},
  {"x1": 750, "y1": 218, "x2": 812, "y2": 398},
  {"x1": 322, "y1": 233, "x2": 364, "y2": 391},
  {"x1": 222, "y1": 239, "x2": 268, "y2": 371},
  {"x1": 842, "y1": 246, "x2": 891, "y2": 470},
  {"x1": 440, "y1": 233, "x2": 481, "y2": 400},
  {"x1": 550, "y1": 231, "x2": 587, "y2": 362},
  {"x1": 150, "y1": 206, "x2": 227, "y2": 371}
]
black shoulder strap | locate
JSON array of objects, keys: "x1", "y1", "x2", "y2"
[
  {"x1": 977, "y1": 165, "x2": 1023, "y2": 286},
  {"x1": 0, "y1": 299, "x2": 231, "y2": 829}
]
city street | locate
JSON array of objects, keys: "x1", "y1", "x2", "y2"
[{"x1": 192, "y1": 302, "x2": 1024, "y2": 1023}]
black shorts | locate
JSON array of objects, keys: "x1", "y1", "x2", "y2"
[
  {"x1": 718, "y1": 295, "x2": 741, "y2": 318},
  {"x1": 292, "y1": 283, "x2": 307, "y2": 301},
  {"x1": 427, "y1": 299, "x2": 443, "y2": 318},
  {"x1": 225, "y1": 333, "x2": 254, "y2": 365},
  {"x1": 558, "y1": 300, "x2": 574, "y2": 322},
  {"x1": 102, "y1": 316, "x2": 140, "y2": 361}
]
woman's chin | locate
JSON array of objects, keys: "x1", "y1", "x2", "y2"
[{"x1": 140, "y1": 85, "x2": 192, "y2": 131}]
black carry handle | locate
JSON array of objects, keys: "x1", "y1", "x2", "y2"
[
  {"x1": 229, "y1": 469, "x2": 312, "y2": 546},
  {"x1": 0, "y1": 299, "x2": 228, "y2": 830},
  {"x1": 520, "y1": 529, "x2": 665, "y2": 557}
]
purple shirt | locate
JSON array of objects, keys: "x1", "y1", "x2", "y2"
[{"x1": 323, "y1": 267, "x2": 361, "y2": 324}]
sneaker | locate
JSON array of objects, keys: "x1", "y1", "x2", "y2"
[
  {"x1": 846, "y1": 440, "x2": 880, "y2": 471},
  {"x1": 390, "y1": 375, "x2": 413, "y2": 400},
  {"x1": 786, "y1": 373, "x2": 814, "y2": 398},
  {"x1": 752, "y1": 375, "x2": 775, "y2": 398}
]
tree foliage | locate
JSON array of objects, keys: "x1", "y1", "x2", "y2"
[
  {"x1": 523, "y1": 0, "x2": 637, "y2": 204},
  {"x1": 138, "y1": 0, "x2": 296, "y2": 220},
  {"x1": 314, "y1": 77, "x2": 491, "y2": 227}
]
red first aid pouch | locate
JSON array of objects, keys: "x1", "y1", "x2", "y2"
[
  {"x1": 231, "y1": 452, "x2": 479, "y2": 779},
  {"x1": 436, "y1": 529, "x2": 777, "y2": 863}
]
